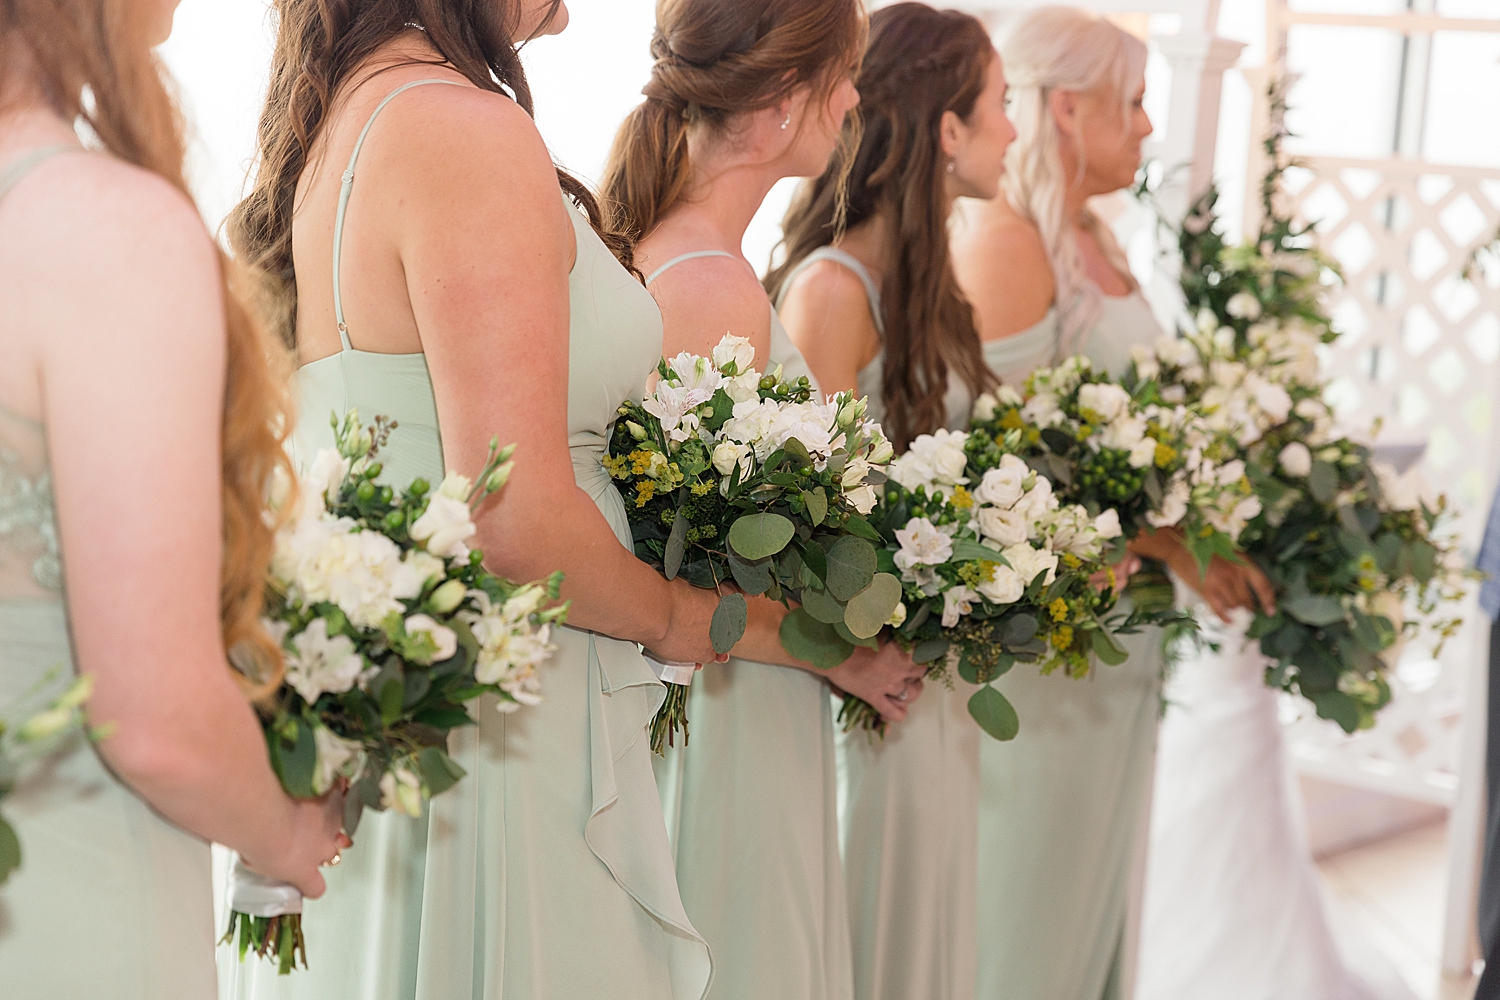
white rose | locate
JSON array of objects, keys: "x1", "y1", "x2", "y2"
[
  {"x1": 996, "y1": 385, "x2": 1025, "y2": 408},
  {"x1": 846, "y1": 484, "x2": 878, "y2": 516},
  {"x1": 867, "y1": 430, "x2": 895, "y2": 465},
  {"x1": 1127, "y1": 436, "x2": 1159, "y2": 469},
  {"x1": 404, "y1": 613, "x2": 459, "y2": 664},
  {"x1": 285, "y1": 618, "x2": 368, "y2": 704},
  {"x1": 842, "y1": 456, "x2": 873, "y2": 489},
  {"x1": 941, "y1": 585, "x2": 979, "y2": 628},
  {"x1": 889, "y1": 430, "x2": 969, "y2": 496},
  {"x1": 974, "y1": 454, "x2": 1029, "y2": 510},
  {"x1": 1278, "y1": 442, "x2": 1312, "y2": 477},
  {"x1": 977, "y1": 506, "x2": 1030, "y2": 547},
  {"x1": 976, "y1": 565, "x2": 1025, "y2": 606},
  {"x1": 436, "y1": 471, "x2": 472, "y2": 501},
  {"x1": 712, "y1": 440, "x2": 752, "y2": 477},
  {"x1": 723, "y1": 371, "x2": 761, "y2": 405},
  {"x1": 411, "y1": 492, "x2": 477, "y2": 560},
  {"x1": 972, "y1": 392, "x2": 999, "y2": 422},
  {"x1": 380, "y1": 765, "x2": 424, "y2": 818},
  {"x1": 1077, "y1": 383, "x2": 1131, "y2": 423},
  {"x1": 312, "y1": 725, "x2": 363, "y2": 796},
  {"x1": 893, "y1": 518, "x2": 954, "y2": 576},
  {"x1": 1093, "y1": 508, "x2": 1124, "y2": 540},
  {"x1": 711, "y1": 334, "x2": 757, "y2": 375},
  {"x1": 1001, "y1": 543, "x2": 1058, "y2": 588},
  {"x1": 1226, "y1": 291, "x2": 1263, "y2": 320}
]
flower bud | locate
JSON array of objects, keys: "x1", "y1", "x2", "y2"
[
  {"x1": 428, "y1": 578, "x2": 469, "y2": 615},
  {"x1": 485, "y1": 460, "x2": 514, "y2": 494},
  {"x1": 627, "y1": 421, "x2": 648, "y2": 441}
]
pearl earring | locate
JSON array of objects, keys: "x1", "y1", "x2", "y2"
[
  {"x1": 781, "y1": 114, "x2": 791, "y2": 131},
  {"x1": 946, "y1": 159, "x2": 956, "y2": 174}
]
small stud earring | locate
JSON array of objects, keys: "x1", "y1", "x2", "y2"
[
  {"x1": 946, "y1": 159, "x2": 956, "y2": 174},
  {"x1": 781, "y1": 114, "x2": 791, "y2": 131}
]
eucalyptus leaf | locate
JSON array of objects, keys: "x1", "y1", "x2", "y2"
[
  {"x1": 1001, "y1": 614, "x2": 1039, "y2": 647},
  {"x1": 1284, "y1": 594, "x2": 1346, "y2": 627},
  {"x1": 416, "y1": 746, "x2": 468, "y2": 798},
  {"x1": 0, "y1": 815, "x2": 20, "y2": 885},
  {"x1": 826, "y1": 536, "x2": 878, "y2": 601},
  {"x1": 402, "y1": 670, "x2": 432, "y2": 710},
  {"x1": 275, "y1": 716, "x2": 317, "y2": 799},
  {"x1": 710, "y1": 593, "x2": 750, "y2": 654},
  {"x1": 802, "y1": 488, "x2": 829, "y2": 528},
  {"x1": 727, "y1": 549, "x2": 774, "y2": 596},
  {"x1": 728, "y1": 512, "x2": 796, "y2": 561},
  {"x1": 1091, "y1": 628, "x2": 1129, "y2": 666},
  {"x1": 1308, "y1": 460, "x2": 1338, "y2": 503},
  {"x1": 843, "y1": 515, "x2": 882, "y2": 542},
  {"x1": 800, "y1": 542, "x2": 828, "y2": 586},
  {"x1": 1311, "y1": 690, "x2": 1362, "y2": 734},
  {"x1": 911, "y1": 638, "x2": 950, "y2": 664},
  {"x1": 968, "y1": 685, "x2": 1021, "y2": 741},
  {"x1": 664, "y1": 508, "x2": 689, "y2": 580},
  {"x1": 779, "y1": 607, "x2": 856, "y2": 669},
  {"x1": 834, "y1": 620, "x2": 882, "y2": 651},
  {"x1": 1040, "y1": 427, "x2": 1075, "y2": 455},
  {"x1": 379, "y1": 678, "x2": 405, "y2": 725},
  {"x1": 843, "y1": 573, "x2": 903, "y2": 640},
  {"x1": 800, "y1": 586, "x2": 848, "y2": 625}
]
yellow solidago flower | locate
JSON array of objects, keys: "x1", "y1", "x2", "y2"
[
  {"x1": 1154, "y1": 442, "x2": 1177, "y2": 468},
  {"x1": 1049, "y1": 597, "x2": 1069, "y2": 622},
  {"x1": 951, "y1": 485, "x2": 974, "y2": 510},
  {"x1": 634, "y1": 481, "x2": 656, "y2": 508},
  {"x1": 1000, "y1": 410, "x2": 1025, "y2": 431},
  {"x1": 690, "y1": 479, "x2": 713, "y2": 497},
  {"x1": 1060, "y1": 552, "x2": 1082, "y2": 570},
  {"x1": 958, "y1": 561, "x2": 998, "y2": 587},
  {"x1": 1051, "y1": 625, "x2": 1074, "y2": 650}
]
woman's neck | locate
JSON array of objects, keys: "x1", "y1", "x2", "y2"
[
  {"x1": 0, "y1": 41, "x2": 72, "y2": 149},
  {"x1": 672, "y1": 140, "x2": 788, "y2": 253},
  {"x1": 833, "y1": 211, "x2": 891, "y2": 287}
]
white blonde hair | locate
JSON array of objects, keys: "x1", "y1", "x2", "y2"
[{"x1": 999, "y1": 6, "x2": 1148, "y2": 357}]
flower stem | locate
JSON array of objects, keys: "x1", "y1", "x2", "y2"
[{"x1": 650, "y1": 682, "x2": 691, "y2": 756}]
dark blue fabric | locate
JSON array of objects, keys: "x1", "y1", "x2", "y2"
[{"x1": 1476, "y1": 482, "x2": 1500, "y2": 620}]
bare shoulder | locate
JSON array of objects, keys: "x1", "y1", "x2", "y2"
[
  {"x1": 952, "y1": 202, "x2": 1055, "y2": 337},
  {"x1": 780, "y1": 257, "x2": 875, "y2": 324},
  {"x1": 648, "y1": 252, "x2": 771, "y2": 341}
]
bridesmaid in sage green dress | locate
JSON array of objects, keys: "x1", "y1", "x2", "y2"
[
  {"x1": 0, "y1": 3, "x2": 345, "y2": 993},
  {"x1": 951, "y1": 9, "x2": 1271, "y2": 998},
  {"x1": 600, "y1": 5, "x2": 928, "y2": 999},
  {"x1": 224, "y1": 6, "x2": 724, "y2": 999},
  {"x1": 770, "y1": 9, "x2": 1015, "y2": 999}
]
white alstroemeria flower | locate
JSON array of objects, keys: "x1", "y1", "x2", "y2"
[
  {"x1": 461, "y1": 588, "x2": 556, "y2": 701},
  {"x1": 1127, "y1": 436, "x2": 1159, "y2": 469},
  {"x1": 978, "y1": 564, "x2": 1025, "y2": 606},
  {"x1": 893, "y1": 518, "x2": 954, "y2": 576},
  {"x1": 1147, "y1": 479, "x2": 1190, "y2": 528},
  {"x1": 1279, "y1": 442, "x2": 1312, "y2": 477},
  {"x1": 972, "y1": 392, "x2": 999, "y2": 422},
  {"x1": 404, "y1": 613, "x2": 459, "y2": 664},
  {"x1": 411, "y1": 492, "x2": 477, "y2": 560},
  {"x1": 380, "y1": 765, "x2": 424, "y2": 818},
  {"x1": 1093, "y1": 508, "x2": 1124, "y2": 540},
  {"x1": 666, "y1": 352, "x2": 725, "y2": 396},
  {"x1": 941, "y1": 585, "x2": 979, "y2": 627},
  {"x1": 974, "y1": 454, "x2": 1029, "y2": 510},
  {"x1": 976, "y1": 506, "x2": 1030, "y2": 548},
  {"x1": 1077, "y1": 383, "x2": 1131, "y2": 424},
  {"x1": 643, "y1": 383, "x2": 706, "y2": 437},
  {"x1": 1226, "y1": 291, "x2": 1263, "y2": 320},
  {"x1": 1001, "y1": 542, "x2": 1058, "y2": 588},
  {"x1": 711, "y1": 334, "x2": 757, "y2": 375},
  {"x1": 436, "y1": 471, "x2": 472, "y2": 502},
  {"x1": 1046, "y1": 506, "x2": 1103, "y2": 559},
  {"x1": 312, "y1": 725, "x2": 363, "y2": 796},
  {"x1": 285, "y1": 618, "x2": 367, "y2": 704}
]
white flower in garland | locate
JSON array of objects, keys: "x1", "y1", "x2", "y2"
[
  {"x1": 941, "y1": 584, "x2": 980, "y2": 627},
  {"x1": 312, "y1": 724, "x2": 363, "y2": 796},
  {"x1": 1001, "y1": 542, "x2": 1059, "y2": 588},
  {"x1": 888, "y1": 429, "x2": 970, "y2": 498},
  {"x1": 893, "y1": 517, "x2": 955, "y2": 579},
  {"x1": 380, "y1": 764, "x2": 424, "y2": 818},
  {"x1": 711, "y1": 334, "x2": 757, "y2": 375},
  {"x1": 975, "y1": 564, "x2": 1025, "y2": 606},
  {"x1": 283, "y1": 618, "x2": 369, "y2": 704},
  {"x1": 462, "y1": 586, "x2": 556, "y2": 710}
]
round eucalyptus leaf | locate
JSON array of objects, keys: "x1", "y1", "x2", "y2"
[
  {"x1": 825, "y1": 535, "x2": 878, "y2": 601},
  {"x1": 663, "y1": 509, "x2": 688, "y2": 580},
  {"x1": 800, "y1": 586, "x2": 847, "y2": 625},
  {"x1": 710, "y1": 592, "x2": 749, "y2": 654},
  {"x1": 779, "y1": 607, "x2": 856, "y2": 670},
  {"x1": 728, "y1": 512, "x2": 797, "y2": 561},
  {"x1": 968, "y1": 685, "x2": 1020, "y2": 741},
  {"x1": 842, "y1": 573, "x2": 902, "y2": 640}
]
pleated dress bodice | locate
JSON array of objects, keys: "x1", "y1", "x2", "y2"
[{"x1": 0, "y1": 145, "x2": 217, "y2": 999}]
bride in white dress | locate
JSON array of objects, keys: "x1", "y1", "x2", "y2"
[{"x1": 1138, "y1": 606, "x2": 1419, "y2": 1000}]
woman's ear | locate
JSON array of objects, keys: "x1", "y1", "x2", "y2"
[
  {"x1": 1049, "y1": 88, "x2": 1078, "y2": 138},
  {"x1": 939, "y1": 108, "x2": 965, "y2": 160}
]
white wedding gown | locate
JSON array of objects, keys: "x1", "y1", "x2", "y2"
[{"x1": 1137, "y1": 608, "x2": 1418, "y2": 1000}]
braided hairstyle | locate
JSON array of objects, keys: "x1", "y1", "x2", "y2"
[
  {"x1": 766, "y1": 2, "x2": 997, "y2": 451},
  {"x1": 600, "y1": 0, "x2": 866, "y2": 243},
  {"x1": 230, "y1": 0, "x2": 633, "y2": 348}
]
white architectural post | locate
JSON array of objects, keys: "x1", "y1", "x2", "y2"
[{"x1": 1152, "y1": 32, "x2": 1246, "y2": 223}]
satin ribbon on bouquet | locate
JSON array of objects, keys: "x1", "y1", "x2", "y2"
[
  {"x1": 644, "y1": 655, "x2": 698, "y2": 686},
  {"x1": 222, "y1": 854, "x2": 306, "y2": 973}
]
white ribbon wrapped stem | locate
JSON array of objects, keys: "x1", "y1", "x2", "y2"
[
  {"x1": 643, "y1": 654, "x2": 697, "y2": 686},
  {"x1": 228, "y1": 855, "x2": 303, "y2": 917}
]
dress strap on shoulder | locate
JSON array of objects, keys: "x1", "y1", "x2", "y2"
[
  {"x1": 333, "y1": 78, "x2": 468, "y2": 351},
  {"x1": 644, "y1": 249, "x2": 744, "y2": 288},
  {"x1": 774, "y1": 245, "x2": 885, "y2": 336},
  {"x1": 0, "y1": 145, "x2": 84, "y2": 208}
]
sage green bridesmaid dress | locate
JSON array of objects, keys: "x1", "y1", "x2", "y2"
[
  {"x1": 0, "y1": 145, "x2": 218, "y2": 998},
  {"x1": 647, "y1": 250, "x2": 853, "y2": 1000},
  {"x1": 779, "y1": 246, "x2": 980, "y2": 1000},
  {"x1": 976, "y1": 292, "x2": 1166, "y2": 1000},
  {"x1": 413, "y1": 153, "x2": 709, "y2": 999}
]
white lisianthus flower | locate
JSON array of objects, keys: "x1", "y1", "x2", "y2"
[
  {"x1": 1127, "y1": 436, "x2": 1159, "y2": 469},
  {"x1": 1093, "y1": 508, "x2": 1124, "y2": 540},
  {"x1": 845, "y1": 484, "x2": 878, "y2": 516},
  {"x1": 976, "y1": 565, "x2": 1025, "y2": 606},
  {"x1": 712, "y1": 440, "x2": 753, "y2": 477},
  {"x1": 1147, "y1": 479, "x2": 1190, "y2": 528},
  {"x1": 1001, "y1": 543, "x2": 1058, "y2": 587},
  {"x1": 312, "y1": 725, "x2": 363, "y2": 796},
  {"x1": 404, "y1": 613, "x2": 459, "y2": 664},
  {"x1": 411, "y1": 492, "x2": 477, "y2": 560},
  {"x1": 1279, "y1": 442, "x2": 1313, "y2": 477},
  {"x1": 711, "y1": 334, "x2": 757, "y2": 375},
  {"x1": 941, "y1": 585, "x2": 979, "y2": 628},
  {"x1": 972, "y1": 392, "x2": 999, "y2": 422},
  {"x1": 1226, "y1": 291, "x2": 1263, "y2": 320},
  {"x1": 893, "y1": 518, "x2": 954, "y2": 577},
  {"x1": 976, "y1": 506, "x2": 1030, "y2": 548},
  {"x1": 1018, "y1": 477, "x2": 1056, "y2": 523},
  {"x1": 888, "y1": 430, "x2": 969, "y2": 496},
  {"x1": 1077, "y1": 383, "x2": 1131, "y2": 423},
  {"x1": 380, "y1": 765, "x2": 424, "y2": 818},
  {"x1": 974, "y1": 454, "x2": 1029, "y2": 509},
  {"x1": 285, "y1": 618, "x2": 367, "y2": 704},
  {"x1": 867, "y1": 429, "x2": 895, "y2": 465}
]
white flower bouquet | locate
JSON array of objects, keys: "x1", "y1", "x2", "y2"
[
  {"x1": 845, "y1": 429, "x2": 1158, "y2": 740},
  {"x1": 224, "y1": 411, "x2": 566, "y2": 973},
  {"x1": 605, "y1": 334, "x2": 897, "y2": 753}
]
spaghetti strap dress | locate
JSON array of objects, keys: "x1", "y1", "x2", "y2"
[
  {"x1": 779, "y1": 246, "x2": 980, "y2": 1000},
  {"x1": 975, "y1": 293, "x2": 1167, "y2": 1000},
  {"x1": 646, "y1": 249, "x2": 853, "y2": 1000},
  {"x1": 0, "y1": 144, "x2": 219, "y2": 1000}
]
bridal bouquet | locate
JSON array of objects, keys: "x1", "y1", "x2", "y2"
[
  {"x1": 1131, "y1": 78, "x2": 1469, "y2": 731},
  {"x1": 607, "y1": 335, "x2": 899, "y2": 753},
  {"x1": 838, "y1": 428, "x2": 1149, "y2": 740},
  {"x1": 225, "y1": 411, "x2": 566, "y2": 973},
  {"x1": 0, "y1": 671, "x2": 99, "y2": 886},
  {"x1": 968, "y1": 356, "x2": 1260, "y2": 608}
]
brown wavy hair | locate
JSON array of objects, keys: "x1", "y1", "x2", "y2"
[
  {"x1": 230, "y1": 0, "x2": 634, "y2": 348},
  {"x1": 0, "y1": 0, "x2": 294, "y2": 699},
  {"x1": 765, "y1": 2, "x2": 998, "y2": 450},
  {"x1": 600, "y1": 0, "x2": 867, "y2": 244}
]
